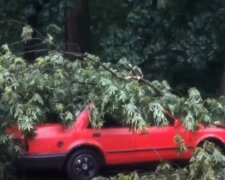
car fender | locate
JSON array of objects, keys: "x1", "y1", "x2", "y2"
[
  {"x1": 195, "y1": 133, "x2": 225, "y2": 147},
  {"x1": 67, "y1": 139, "x2": 105, "y2": 157}
]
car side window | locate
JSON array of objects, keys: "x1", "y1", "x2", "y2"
[
  {"x1": 164, "y1": 112, "x2": 175, "y2": 126},
  {"x1": 88, "y1": 114, "x2": 126, "y2": 128},
  {"x1": 102, "y1": 114, "x2": 125, "y2": 128}
]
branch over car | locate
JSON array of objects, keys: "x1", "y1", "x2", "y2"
[{"x1": 5, "y1": 105, "x2": 225, "y2": 180}]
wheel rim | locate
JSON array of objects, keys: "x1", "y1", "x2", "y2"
[{"x1": 72, "y1": 154, "x2": 96, "y2": 178}]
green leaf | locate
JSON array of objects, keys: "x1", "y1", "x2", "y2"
[{"x1": 21, "y1": 25, "x2": 33, "y2": 41}]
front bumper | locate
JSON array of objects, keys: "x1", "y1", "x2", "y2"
[{"x1": 16, "y1": 153, "x2": 67, "y2": 170}]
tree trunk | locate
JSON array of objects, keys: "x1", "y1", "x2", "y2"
[
  {"x1": 152, "y1": 0, "x2": 158, "y2": 8},
  {"x1": 66, "y1": 0, "x2": 92, "y2": 55},
  {"x1": 220, "y1": 62, "x2": 225, "y2": 95},
  {"x1": 24, "y1": 2, "x2": 44, "y2": 62}
]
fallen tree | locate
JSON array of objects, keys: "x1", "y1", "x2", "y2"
[
  {"x1": 1, "y1": 28, "x2": 225, "y2": 179},
  {"x1": 0, "y1": 45, "x2": 222, "y2": 133}
]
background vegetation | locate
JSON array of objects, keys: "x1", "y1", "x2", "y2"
[{"x1": 1, "y1": 0, "x2": 225, "y2": 179}]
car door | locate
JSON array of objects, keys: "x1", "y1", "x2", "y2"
[
  {"x1": 135, "y1": 114, "x2": 187, "y2": 162},
  {"x1": 85, "y1": 115, "x2": 137, "y2": 165}
]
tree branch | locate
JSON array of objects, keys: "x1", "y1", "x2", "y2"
[{"x1": 64, "y1": 51, "x2": 163, "y2": 96}]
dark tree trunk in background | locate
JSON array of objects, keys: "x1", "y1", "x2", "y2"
[
  {"x1": 24, "y1": 0, "x2": 50, "y2": 62},
  {"x1": 24, "y1": 2, "x2": 43, "y2": 62},
  {"x1": 66, "y1": 0, "x2": 92, "y2": 54},
  {"x1": 220, "y1": 62, "x2": 225, "y2": 95},
  {"x1": 152, "y1": 0, "x2": 158, "y2": 8}
]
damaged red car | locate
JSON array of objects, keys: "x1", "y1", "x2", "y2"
[{"x1": 5, "y1": 106, "x2": 225, "y2": 180}]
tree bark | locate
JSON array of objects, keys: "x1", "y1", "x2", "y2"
[
  {"x1": 66, "y1": 0, "x2": 92, "y2": 54},
  {"x1": 220, "y1": 62, "x2": 225, "y2": 95},
  {"x1": 24, "y1": 2, "x2": 44, "y2": 62},
  {"x1": 152, "y1": 0, "x2": 158, "y2": 8}
]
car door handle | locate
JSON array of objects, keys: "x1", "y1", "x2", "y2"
[{"x1": 92, "y1": 132, "x2": 101, "y2": 137}]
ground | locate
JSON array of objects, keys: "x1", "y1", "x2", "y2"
[{"x1": 17, "y1": 161, "x2": 185, "y2": 180}]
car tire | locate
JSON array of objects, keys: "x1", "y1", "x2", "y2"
[{"x1": 66, "y1": 149, "x2": 100, "y2": 180}]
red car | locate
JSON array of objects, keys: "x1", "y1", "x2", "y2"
[{"x1": 6, "y1": 106, "x2": 225, "y2": 180}]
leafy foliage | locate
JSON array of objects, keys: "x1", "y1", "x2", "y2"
[
  {"x1": 0, "y1": 0, "x2": 225, "y2": 177},
  {"x1": 188, "y1": 141, "x2": 225, "y2": 180},
  {"x1": 174, "y1": 135, "x2": 187, "y2": 154},
  {"x1": 0, "y1": 0, "x2": 70, "y2": 45},
  {"x1": 0, "y1": 134, "x2": 22, "y2": 180},
  {"x1": 0, "y1": 34, "x2": 225, "y2": 179},
  {"x1": 97, "y1": 0, "x2": 225, "y2": 94},
  {"x1": 0, "y1": 41, "x2": 224, "y2": 134}
]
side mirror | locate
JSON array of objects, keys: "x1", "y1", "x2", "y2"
[{"x1": 174, "y1": 119, "x2": 181, "y2": 127}]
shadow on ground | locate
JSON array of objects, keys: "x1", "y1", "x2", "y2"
[{"x1": 17, "y1": 161, "x2": 188, "y2": 180}]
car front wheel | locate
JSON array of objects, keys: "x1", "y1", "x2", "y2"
[{"x1": 66, "y1": 149, "x2": 100, "y2": 180}]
